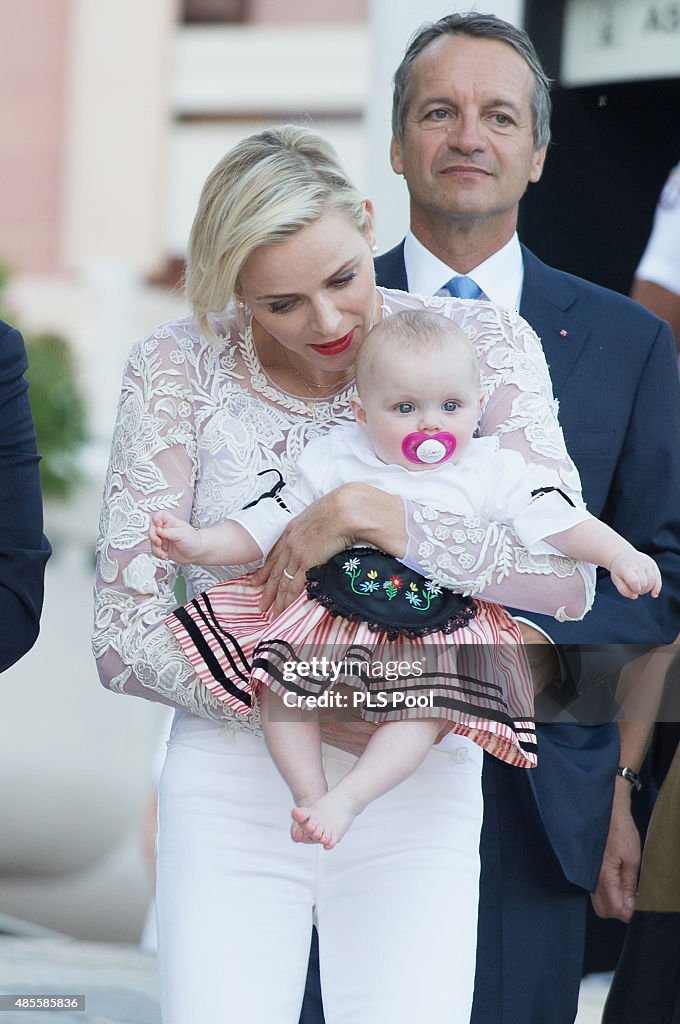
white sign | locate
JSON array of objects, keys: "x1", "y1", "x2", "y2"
[{"x1": 561, "y1": 0, "x2": 680, "y2": 86}]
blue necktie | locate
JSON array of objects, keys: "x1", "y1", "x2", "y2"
[{"x1": 442, "y1": 275, "x2": 483, "y2": 300}]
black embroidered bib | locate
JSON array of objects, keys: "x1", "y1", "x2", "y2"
[{"x1": 305, "y1": 547, "x2": 476, "y2": 640}]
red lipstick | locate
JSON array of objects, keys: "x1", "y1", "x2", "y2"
[{"x1": 310, "y1": 329, "x2": 354, "y2": 356}]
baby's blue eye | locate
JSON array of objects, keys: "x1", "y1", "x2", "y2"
[
  {"x1": 442, "y1": 401, "x2": 459, "y2": 412},
  {"x1": 396, "y1": 403, "x2": 415, "y2": 414}
]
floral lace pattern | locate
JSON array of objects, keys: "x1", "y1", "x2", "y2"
[{"x1": 93, "y1": 288, "x2": 594, "y2": 727}]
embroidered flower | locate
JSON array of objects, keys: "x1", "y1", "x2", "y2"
[
  {"x1": 367, "y1": 569, "x2": 378, "y2": 579},
  {"x1": 458, "y1": 553, "x2": 476, "y2": 570},
  {"x1": 424, "y1": 581, "x2": 442, "y2": 596},
  {"x1": 360, "y1": 580, "x2": 379, "y2": 593},
  {"x1": 382, "y1": 575, "x2": 402, "y2": 600},
  {"x1": 420, "y1": 506, "x2": 439, "y2": 521},
  {"x1": 109, "y1": 390, "x2": 168, "y2": 494},
  {"x1": 343, "y1": 557, "x2": 361, "y2": 573},
  {"x1": 405, "y1": 591, "x2": 422, "y2": 607},
  {"x1": 102, "y1": 490, "x2": 149, "y2": 554},
  {"x1": 123, "y1": 553, "x2": 158, "y2": 595},
  {"x1": 462, "y1": 516, "x2": 481, "y2": 529},
  {"x1": 169, "y1": 350, "x2": 185, "y2": 364},
  {"x1": 409, "y1": 581, "x2": 418, "y2": 592}
]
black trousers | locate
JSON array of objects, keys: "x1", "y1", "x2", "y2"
[
  {"x1": 603, "y1": 912, "x2": 680, "y2": 1024},
  {"x1": 470, "y1": 756, "x2": 588, "y2": 1024}
]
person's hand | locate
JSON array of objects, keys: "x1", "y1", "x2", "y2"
[
  {"x1": 591, "y1": 787, "x2": 641, "y2": 922},
  {"x1": 253, "y1": 488, "x2": 357, "y2": 616},
  {"x1": 610, "y1": 551, "x2": 662, "y2": 600},
  {"x1": 253, "y1": 483, "x2": 407, "y2": 617},
  {"x1": 149, "y1": 510, "x2": 203, "y2": 564},
  {"x1": 516, "y1": 621, "x2": 560, "y2": 694}
]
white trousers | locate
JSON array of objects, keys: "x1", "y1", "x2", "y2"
[{"x1": 157, "y1": 713, "x2": 483, "y2": 1024}]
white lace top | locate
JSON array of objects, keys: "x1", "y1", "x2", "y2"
[{"x1": 93, "y1": 288, "x2": 595, "y2": 729}]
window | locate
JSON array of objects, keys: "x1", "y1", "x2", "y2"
[{"x1": 182, "y1": 0, "x2": 249, "y2": 23}]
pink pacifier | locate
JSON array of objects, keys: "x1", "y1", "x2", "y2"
[{"x1": 401, "y1": 431, "x2": 456, "y2": 465}]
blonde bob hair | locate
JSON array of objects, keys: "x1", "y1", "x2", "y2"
[{"x1": 186, "y1": 125, "x2": 371, "y2": 336}]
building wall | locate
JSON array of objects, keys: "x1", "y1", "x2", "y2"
[
  {"x1": 251, "y1": 0, "x2": 367, "y2": 21},
  {"x1": 0, "y1": 0, "x2": 71, "y2": 273},
  {"x1": 167, "y1": 23, "x2": 368, "y2": 255},
  {"x1": 0, "y1": 0, "x2": 524, "y2": 277},
  {"x1": 61, "y1": 0, "x2": 178, "y2": 275}
]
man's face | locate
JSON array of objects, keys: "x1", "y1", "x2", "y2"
[{"x1": 391, "y1": 34, "x2": 547, "y2": 237}]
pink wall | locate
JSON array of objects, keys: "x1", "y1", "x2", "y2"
[
  {"x1": 0, "y1": 1, "x2": 71, "y2": 273},
  {"x1": 251, "y1": 0, "x2": 367, "y2": 23}
]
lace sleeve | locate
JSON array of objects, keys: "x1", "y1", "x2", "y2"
[
  {"x1": 92, "y1": 328, "x2": 232, "y2": 722},
  {"x1": 397, "y1": 299, "x2": 596, "y2": 621}
]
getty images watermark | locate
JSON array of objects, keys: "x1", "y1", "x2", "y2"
[
  {"x1": 261, "y1": 642, "x2": 680, "y2": 723},
  {"x1": 280, "y1": 655, "x2": 435, "y2": 710}
]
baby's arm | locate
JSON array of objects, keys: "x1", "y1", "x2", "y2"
[
  {"x1": 149, "y1": 510, "x2": 263, "y2": 566},
  {"x1": 546, "y1": 519, "x2": 662, "y2": 600}
]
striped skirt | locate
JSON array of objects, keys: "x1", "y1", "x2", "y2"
[{"x1": 166, "y1": 578, "x2": 537, "y2": 768}]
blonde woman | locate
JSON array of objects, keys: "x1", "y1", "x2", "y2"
[{"x1": 93, "y1": 126, "x2": 594, "y2": 1024}]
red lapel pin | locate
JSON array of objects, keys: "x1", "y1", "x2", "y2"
[{"x1": 559, "y1": 329, "x2": 568, "y2": 337}]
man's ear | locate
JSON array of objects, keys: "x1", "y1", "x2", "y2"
[
  {"x1": 390, "y1": 136, "x2": 404, "y2": 176},
  {"x1": 529, "y1": 144, "x2": 548, "y2": 184},
  {"x1": 351, "y1": 395, "x2": 368, "y2": 427}
]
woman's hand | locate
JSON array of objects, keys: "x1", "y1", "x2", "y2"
[{"x1": 253, "y1": 483, "x2": 407, "y2": 617}]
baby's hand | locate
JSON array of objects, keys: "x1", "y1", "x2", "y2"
[
  {"x1": 609, "y1": 550, "x2": 662, "y2": 600},
  {"x1": 149, "y1": 510, "x2": 204, "y2": 564}
]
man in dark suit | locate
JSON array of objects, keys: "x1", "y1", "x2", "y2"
[
  {"x1": 0, "y1": 320, "x2": 50, "y2": 671},
  {"x1": 372, "y1": 12, "x2": 680, "y2": 1024}
]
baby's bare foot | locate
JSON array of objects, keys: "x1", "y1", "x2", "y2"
[
  {"x1": 291, "y1": 790, "x2": 360, "y2": 850},
  {"x1": 290, "y1": 788, "x2": 327, "y2": 844},
  {"x1": 290, "y1": 821, "x2": 316, "y2": 844}
]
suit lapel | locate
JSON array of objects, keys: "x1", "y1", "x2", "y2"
[
  {"x1": 374, "y1": 242, "x2": 408, "y2": 292},
  {"x1": 519, "y1": 247, "x2": 591, "y2": 397}
]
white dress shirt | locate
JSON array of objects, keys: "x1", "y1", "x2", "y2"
[{"x1": 403, "y1": 230, "x2": 524, "y2": 310}]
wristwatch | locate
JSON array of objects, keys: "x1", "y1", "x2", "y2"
[{"x1": 616, "y1": 766, "x2": 642, "y2": 791}]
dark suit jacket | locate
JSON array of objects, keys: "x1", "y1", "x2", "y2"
[
  {"x1": 0, "y1": 321, "x2": 51, "y2": 671},
  {"x1": 375, "y1": 242, "x2": 680, "y2": 889}
]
